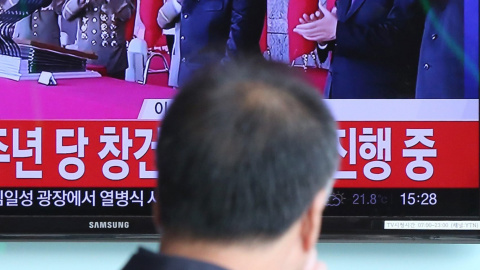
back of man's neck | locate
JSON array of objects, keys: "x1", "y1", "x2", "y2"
[{"x1": 160, "y1": 236, "x2": 297, "y2": 270}]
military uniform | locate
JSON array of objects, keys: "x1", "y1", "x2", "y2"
[
  {"x1": 0, "y1": 0, "x2": 16, "y2": 14},
  {"x1": 13, "y1": 1, "x2": 64, "y2": 46},
  {"x1": 63, "y1": 0, "x2": 135, "y2": 77}
]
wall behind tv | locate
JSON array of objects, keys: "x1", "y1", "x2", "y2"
[{"x1": 0, "y1": 242, "x2": 479, "y2": 269}]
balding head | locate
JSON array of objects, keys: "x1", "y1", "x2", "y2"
[{"x1": 156, "y1": 60, "x2": 338, "y2": 243}]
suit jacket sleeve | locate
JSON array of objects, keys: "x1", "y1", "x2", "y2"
[
  {"x1": 316, "y1": 42, "x2": 335, "y2": 63},
  {"x1": 315, "y1": 1, "x2": 336, "y2": 63},
  {"x1": 335, "y1": 0, "x2": 424, "y2": 57},
  {"x1": 224, "y1": 0, "x2": 267, "y2": 60}
]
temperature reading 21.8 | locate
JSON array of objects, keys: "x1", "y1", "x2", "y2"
[
  {"x1": 401, "y1": 193, "x2": 437, "y2": 205},
  {"x1": 353, "y1": 194, "x2": 388, "y2": 205}
]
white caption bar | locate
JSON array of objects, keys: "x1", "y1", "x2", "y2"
[
  {"x1": 325, "y1": 99, "x2": 479, "y2": 121},
  {"x1": 138, "y1": 99, "x2": 173, "y2": 120},
  {"x1": 385, "y1": 221, "x2": 480, "y2": 230},
  {"x1": 139, "y1": 99, "x2": 479, "y2": 121}
]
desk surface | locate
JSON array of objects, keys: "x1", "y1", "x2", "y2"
[{"x1": 0, "y1": 77, "x2": 176, "y2": 120}]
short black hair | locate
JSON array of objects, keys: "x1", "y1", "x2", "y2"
[{"x1": 156, "y1": 60, "x2": 338, "y2": 242}]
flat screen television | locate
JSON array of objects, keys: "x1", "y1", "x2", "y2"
[{"x1": 0, "y1": 0, "x2": 478, "y2": 242}]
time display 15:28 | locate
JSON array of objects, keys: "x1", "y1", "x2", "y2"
[{"x1": 400, "y1": 192, "x2": 437, "y2": 205}]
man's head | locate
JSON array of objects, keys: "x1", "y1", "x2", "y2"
[{"x1": 156, "y1": 60, "x2": 338, "y2": 269}]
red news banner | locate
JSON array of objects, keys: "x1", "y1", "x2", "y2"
[
  {"x1": 335, "y1": 121, "x2": 478, "y2": 188},
  {"x1": 0, "y1": 121, "x2": 159, "y2": 188},
  {"x1": 0, "y1": 100, "x2": 478, "y2": 189}
]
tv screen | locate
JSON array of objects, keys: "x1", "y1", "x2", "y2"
[{"x1": 0, "y1": 0, "x2": 478, "y2": 242}]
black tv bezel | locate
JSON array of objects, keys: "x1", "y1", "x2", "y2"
[{"x1": 1, "y1": 215, "x2": 480, "y2": 243}]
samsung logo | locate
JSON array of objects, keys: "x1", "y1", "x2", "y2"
[{"x1": 89, "y1": 221, "x2": 130, "y2": 229}]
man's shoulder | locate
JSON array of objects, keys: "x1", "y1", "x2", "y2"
[{"x1": 122, "y1": 248, "x2": 229, "y2": 270}]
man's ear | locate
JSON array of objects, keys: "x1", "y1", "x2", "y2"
[{"x1": 299, "y1": 188, "x2": 329, "y2": 252}]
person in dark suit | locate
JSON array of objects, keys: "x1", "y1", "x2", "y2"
[
  {"x1": 168, "y1": 0, "x2": 266, "y2": 86},
  {"x1": 416, "y1": 0, "x2": 479, "y2": 99},
  {"x1": 294, "y1": 0, "x2": 425, "y2": 99},
  {"x1": 122, "y1": 61, "x2": 338, "y2": 270}
]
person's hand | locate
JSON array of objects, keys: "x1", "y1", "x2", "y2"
[
  {"x1": 293, "y1": 4, "x2": 338, "y2": 43},
  {"x1": 330, "y1": 6, "x2": 337, "y2": 17},
  {"x1": 299, "y1": 10, "x2": 323, "y2": 24},
  {"x1": 303, "y1": 249, "x2": 327, "y2": 270}
]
